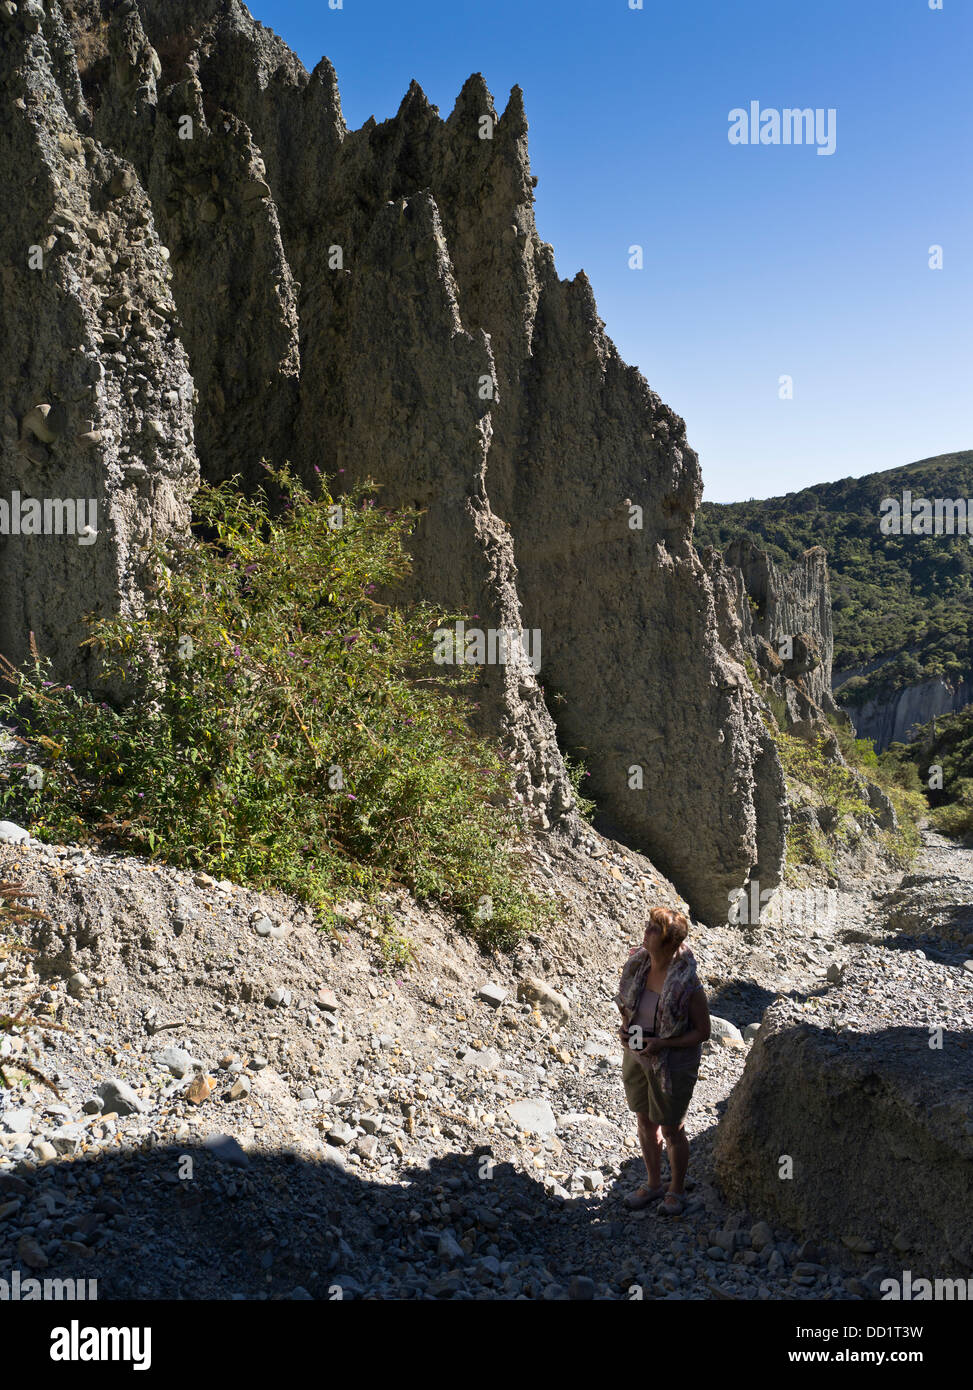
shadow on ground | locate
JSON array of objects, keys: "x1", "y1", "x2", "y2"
[{"x1": 0, "y1": 1123, "x2": 740, "y2": 1301}]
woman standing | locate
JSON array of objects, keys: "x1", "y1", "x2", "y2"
[{"x1": 615, "y1": 906, "x2": 711, "y2": 1214}]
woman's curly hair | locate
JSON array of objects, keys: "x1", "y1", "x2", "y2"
[{"x1": 648, "y1": 905, "x2": 689, "y2": 949}]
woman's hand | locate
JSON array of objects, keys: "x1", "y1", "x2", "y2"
[{"x1": 617, "y1": 1026, "x2": 664, "y2": 1055}]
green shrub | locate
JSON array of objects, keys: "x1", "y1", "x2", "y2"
[
  {"x1": 775, "y1": 728, "x2": 864, "y2": 822},
  {"x1": 0, "y1": 467, "x2": 550, "y2": 950},
  {"x1": 930, "y1": 778, "x2": 973, "y2": 840},
  {"x1": 764, "y1": 711, "x2": 924, "y2": 871},
  {"x1": 766, "y1": 690, "x2": 789, "y2": 731},
  {"x1": 563, "y1": 753, "x2": 596, "y2": 821}
]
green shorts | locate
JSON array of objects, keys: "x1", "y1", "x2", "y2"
[{"x1": 622, "y1": 1047, "x2": 698, "y2": 1129}]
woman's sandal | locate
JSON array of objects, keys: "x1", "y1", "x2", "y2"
[
  {"x1": 623, "y1": 1184, "x2": 665, "y2": 1211},
  {"x1": 659, "y1": 1191, "x2": 686, "y2": 1215}
]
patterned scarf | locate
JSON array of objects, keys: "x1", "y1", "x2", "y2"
[{"x1": 615, "y1": 942, "x2": 701, "y2": 1095}]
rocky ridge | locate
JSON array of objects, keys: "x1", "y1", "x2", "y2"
[{"x1": 0, "y1": 0, "x2": 786, "y2": 922}]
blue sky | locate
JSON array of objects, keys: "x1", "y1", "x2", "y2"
[{"x1": 252, "y1": 0, "x2": 971, "y2": 503}]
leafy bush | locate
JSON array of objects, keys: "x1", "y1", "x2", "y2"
[
  {"x1": 828, "y1": 721, "x2": 925, "y2": 863},
  {"x1": 884, "y1": 704, "x2": 973, "y2": 843},
  {"x1": 930, "y1": 778, "x2": 973, "y2": 840},
  {"x1": 0, "y1": 467, "x2": 551, "y2": 949},
  {"x1": 774, "y1": 728, "x2": 866, "y2": 825},
  {"x1": 757, "y1": 702, "x2": 924, "y2": 872}
]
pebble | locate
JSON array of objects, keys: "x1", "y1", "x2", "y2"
[
  {"x1": 0, "y1": 1109, "x2": 33, "y2": 1134},
  {"x1": 477, "y1": 982, "x2": 507, "y2": 1008},
  {"x1": 16, "y1": 1235, "x2": 48, "y2": 1270},
  {"x1": 152, "y1": 1047, "x2": 194, "y2": 1079}
]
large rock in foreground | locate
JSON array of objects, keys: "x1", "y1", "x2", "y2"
[{"x1": 713, "y1": 949, "x2": 973, "y2": 1275}]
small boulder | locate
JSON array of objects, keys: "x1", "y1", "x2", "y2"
[
  {"x1": 202, "y1": 1133, "x2": 249, "y2": 1167},
  {"x1": 17, "y1": 1235, "x2": 48, "y2": 1270},
  {"x1": 506, "y1": 1098, "x2": 557, "y2": 1136},
  {"x1": 96, "y1": 1079, "x2": 146, "y2": 1117},
  {"x1": 750, "y1": 1220, "x2": 774, "y2": 1250},
  {"x1": 709, "y1": 1016, "x2": 744, "y2": 1045},
  {"x1": 517, "y1": 977, "x2": 570, "y2": 1023},
  {"x1": 49, "y1": 1124, "x2": 84, "y2": 1156},
  {"x1": 107, "y1": 167, "x2": 137, "y2": 199}
]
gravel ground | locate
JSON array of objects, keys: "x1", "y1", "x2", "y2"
[{"x1": 1, "y1": 821, "x2": 969, "y2": 1299}]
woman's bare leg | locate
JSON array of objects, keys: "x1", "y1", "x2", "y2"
[
  {"x1": 661, "y1": 1123, "x2": 689, "y2": 1195},
  {"x1": 636, "y1": 1113, "x2": 663, "y2": 1188}
]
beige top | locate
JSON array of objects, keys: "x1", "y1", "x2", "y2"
[{"x1": 632, "y1": 984, "x2": 701, "y2": 1072}]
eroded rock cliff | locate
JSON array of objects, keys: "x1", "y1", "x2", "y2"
[
  {"x1": 838, "y1": 671, "x2": 973, "y2": 753},
  {"x1": 0, "y1": 0, "x2": 197, "y2": 688},
  {"x1": 0, "y1": 0, "x2": 788, "y2": 922},
  {"x1": 708, "y1": 537, "x2": 897, "y2": 836}
]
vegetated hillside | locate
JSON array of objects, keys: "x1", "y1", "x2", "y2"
[
  {"x1": 886, "y1": 701, "x2": 973, "y2": 837},
  {"x1": 695, "y1": 451, "x2": 973, "y2": 705}
]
